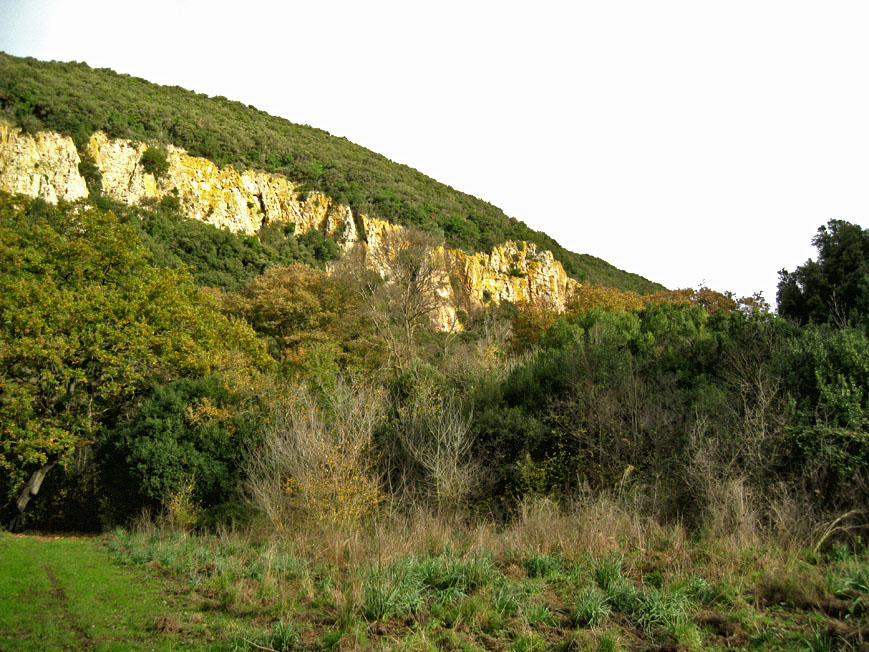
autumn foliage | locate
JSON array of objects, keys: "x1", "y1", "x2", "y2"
[{"x1": 0, "y1": 196, "x2": 265, "y2": 508}]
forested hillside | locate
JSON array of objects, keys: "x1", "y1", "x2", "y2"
[
  {"x1": 0, "y1": 52, "x2": 661, "y2": 292},
  {"x1": 2, "y1": 191, "x2": 867, "y2": 648},
  {"x1": 1, "y1": 50, "x2": 867, "y2": 651}
]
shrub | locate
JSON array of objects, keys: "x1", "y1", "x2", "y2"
[
  {"x1": 77, "y1": 153, "x2": 102, "y2": 196},
  {"x1": 246, "y1": 379, "x2": 385, "y2": 531},
  {"x1": 140, "y1": 145, "x2": 170, "y2": 178},
  {"x1": 101, "y1": 376, "x2": 258, "y2": 522}
]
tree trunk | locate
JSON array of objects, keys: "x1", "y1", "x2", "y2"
[{"x1": 15, "y1": 461, "x2": 57, "y2": 514}]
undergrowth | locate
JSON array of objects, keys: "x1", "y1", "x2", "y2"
[{"x1": 103, "y1": 505, "x2": 869, "y2": 651}]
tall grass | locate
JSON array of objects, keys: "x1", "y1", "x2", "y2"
[{"x1": 103, "y1": 491, "x2": 868, "y2": 651}]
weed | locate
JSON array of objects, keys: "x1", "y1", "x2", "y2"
[
  {"x1": 633, "y1": 586, "x2": 692, "y2": 635},
  {"x1": 797, "y1": 624, "x2": 849, "y2": 652},
  {"x1": 229, "y1": 620, "x2": 300, "y2": 652},
  {"x1": 361, "y1": 561, "x2": 424, "y2": 621},
  {"x1": 572, "y1": 588, "x2": 611, "y2": 627},
  {"x1": 601, "y1": 575, "x2": 640, "y2": 614},
  {"x1": 510, "y1": 632, "x2": 546, "y2": 651},
  {"x1": 493, "y1": 581, "x2": 525, "y2": 616},
  {"x1": 458, "y1": 593, "x2": 487, "y2": 626},
  {"x1": 524, "y1": 552, "x2": 565, "y2": 580},
  {"x1": 592, "y1": 557, "x2": 623, "y2": 593},
  {"x1": 595, "y1": 629, "x2": 623, "y2": 652},
  {"x1": 827, "y1": 558, "x2": 869, "y2": 598},
  {"x1": 522, "y1": 600, "x2": 555, "y2": 627},
  {"x1": 269, "y1": 619, "x2": 301, "y2": 651},
  {"x1": 676, "y1": 575, "x2": 714, "y2": 605},
  {"x1": 416, "y1": 553, "x2": 496, "y2": 595}
]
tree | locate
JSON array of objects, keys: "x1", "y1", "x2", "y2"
[
  {"x1": 245, "y1": 378, "x2": 385, "y2": 532},
  {"x1": 222, "y1": 264, "x2": 350, "y2": 357},
  {"x1": 101, "y1": 376, "x2": 260, "y2": 523},
  {"x1": 219, "y1": 264, "x2": 375, "y2": 381},
  {"x1": 396, "y1": 386, "x2": 477, "y2": 515},
  {"x1": 777, "y1": 219, "x2": 869, "y2": 327},
  {"x1": 334, "y1": 228, "x2": 451, "y2": 375},
  {"x1": 139, "y1": 146, "x2": 170, "y2": 178},
  {"x1": 0, "y1": 194, "x2": 266, "y2": 527}
]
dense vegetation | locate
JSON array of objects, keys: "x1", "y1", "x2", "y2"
[
  {"x1": 0, "y1": 192, "x2": 867, "y2": 649},
  {"x1": 106, "y1": 196, "x2": 342, "y2": 291},
  {"x1": 1, "y1": 192, "x2": 863, "y2": 534},
  {"x1": 0, "y1": 52, "x2": 661, "y2": 292},
  {"x1": 0, "y1": 52, "x2": 867, "y2": 648},
  {"x1": 778, "y1": 219, "x2": 869, "y2": 328}
]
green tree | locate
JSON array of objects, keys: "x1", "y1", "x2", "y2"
[
  {"x1": 139, "y1": 146, "x2": 170, "y2": 178},
  {"x1": 0, "y1": 194, "x2": 266, "y2": 526},
  {"x1": 777, "y1": 219, "x2": 869, "y2": 327},
  {"x1": 221, "y1": 263, "x2": 372, "y2": 370},
  {"x1": 101, "y1": 377, "x2": 259, "y2": 522}
]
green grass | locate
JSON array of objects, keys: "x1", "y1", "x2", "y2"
[
  {"x1": 2, "y1": 528, "x2": 867, "y2": 651},
  {"x1": 0, "y1": 532, "x2": 248, "y2": 651}
]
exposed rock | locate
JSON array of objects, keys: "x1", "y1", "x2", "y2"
[
  {"x1": 86, "y1": 132, "x2": 357, "y2": 241},
  {"x1": 0, "y1": 126, "x2": 88, "y2": 203},
  {"x1": 450, "y1": 241, "x2": 577, "y2": 312},
  {"x1": 0, "y1": 127, "x2": 578, "y2": 331}
]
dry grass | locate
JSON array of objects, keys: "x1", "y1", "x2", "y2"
[{"x1": 108, "y1": 491, "x2": 869, "y2": 652}]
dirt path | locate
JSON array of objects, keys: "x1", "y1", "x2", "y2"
[{"x1": 43, "y1": 563, "x2": 95, "y2": 650}]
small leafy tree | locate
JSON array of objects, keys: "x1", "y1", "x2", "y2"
[
  {"x1": 140, "y1": 145, "x2": 170, "y2": 178},
  {"x1": 220, "y1": 263, "x2": 374, "y2": 374}
]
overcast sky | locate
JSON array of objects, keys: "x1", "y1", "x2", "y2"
[{"x1": 2, "y1": 0, "x2": 867, "y2": 302}]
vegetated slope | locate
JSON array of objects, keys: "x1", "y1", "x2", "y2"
[{"x1": 0, "y1": 52, "x2": 662, "y2": 293}]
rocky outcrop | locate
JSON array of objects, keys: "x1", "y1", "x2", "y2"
[
  {"x1": 450, "y1": 242, "x2": 576, "y2": 312},
  {"x1": 86, "y1": 131, "x2": 357, "y2": 243},
  {"x1": 356, "y1": 214, "x2": 578, "y2": 329},
  {"x1": 0, "y1": 126, "x2": 88, "y2": 203},
  {"x1": 0, "y1": 126, "x2": 578, "y2": 330}
]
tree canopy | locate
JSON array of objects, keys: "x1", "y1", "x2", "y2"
[
  {"x1": 0, "y1": 194, "x2": 267, "y2": 505},
  {"x1": 777, "y1": 219, "x2": 869, "y2": 327}
]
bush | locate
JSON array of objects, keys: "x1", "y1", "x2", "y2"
[
  {"x1": 101, "y1": 376, "x2": 259, "y2": 523},
  {"x1": 77, "y1": 153, "x2": 102, "y2": 197},
  {"x1": 246, "y1": 379, "x2": 385, "y2": 532},
  {"x1": 140, "y1": 146, "x2": 170, "y2": 178}
]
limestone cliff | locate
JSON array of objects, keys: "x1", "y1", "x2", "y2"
[
  {"x1": 449, "y1": 241, "x2": 576, "y2": 312},
  {"x1": 357, "y1": 213, "x2": 578, "y2": 328},
  {"x1": 85, "y1": 131, "x2": 357, "y2": 243},
  {"x1": 0, "y1": 126, "x2": 88, "y2": 203},
  {"x1": 0, "y1": 126, "x2": 578, "y2": 329}
]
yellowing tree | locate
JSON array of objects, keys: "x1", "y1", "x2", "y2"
[{"x1": 0, "y1": 195, "x2": 266, "y2": 525}]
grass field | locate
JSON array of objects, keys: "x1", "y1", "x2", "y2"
[
  {"x1": 1, "y1": 510, "x2": 867, "y2": 651},
  {"x1": 0, "y1": 533, "x2": 250, "y2": 651}
]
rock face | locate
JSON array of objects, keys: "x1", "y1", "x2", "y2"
[
  {"x1": 450, "y1": 242, "x2": 575, "y2": 312},
  {"x1": 0, "y1": 127, "x2": 578, "y2": 329},
  {"x1": 0, "y1": 126, "x2": 88, "y2": 203},
  {"x1": 85, "y1": 132, "x2": 357, "y2": 243}
]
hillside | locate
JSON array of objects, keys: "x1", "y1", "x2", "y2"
[{"x1": 0, "y1": 52, "x2": 662, "y2": 293}]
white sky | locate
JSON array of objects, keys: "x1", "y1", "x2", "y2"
[{"x1": 2, "y1": 0, "x2": 867, "y2": 302}]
